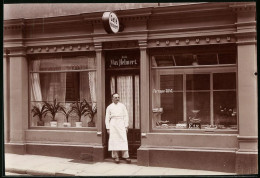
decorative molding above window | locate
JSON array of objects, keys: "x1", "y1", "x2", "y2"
[
  {"x1": 27, "y1": 44, "x2": 94, "y2": 54},
  {"x1": 148, "y1": 35, "x2": 236, "y2": 48}
]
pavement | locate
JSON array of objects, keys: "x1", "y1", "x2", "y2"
[{"x1": 4, "y1": 153, "x2": 236, "y2": 176}]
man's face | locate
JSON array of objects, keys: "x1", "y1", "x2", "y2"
[{"x1": 112, "y1": 94, "x2": 120, "y2": 104}]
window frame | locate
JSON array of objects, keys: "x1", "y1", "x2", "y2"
[
  {"x1": 29, "y1": 54, "x2": 97, "y2": 130},
  {"x1": 150, "y1": 62, "x2": 238, "y2": 134}
]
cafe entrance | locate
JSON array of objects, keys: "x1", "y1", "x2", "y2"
[{"x1": 105, "y1": 50, "x2": 141, "y2": 158}]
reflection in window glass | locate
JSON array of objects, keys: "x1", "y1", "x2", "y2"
[
  {"x1": 160, "y1": 75, "x2": 183, "y2": 91},
  {"x1": 174, "y1": 54, "x2": 193, "y2": 66},
  {"x1": 218, "y1": 53, "x2": 236, "y2": 64},
  {"x1": 186, "y1": 92, "x2": 210, "y2": 125},
  {"x1": 161, "y1": 93, "x2": 183, "y2": 124},
  {"x1": 197, "y1": 54, "x2": 218, "y2": 65},
  {"x1": 154, "y1": 56, "x2": 175, "y2": 67},
  {"x1": 213, "y1": 73, "x2": 236, "y2": 90},
  {"x1": 186, "y1": 74, "x2": 210, "y2": 90},
  {"x1": 213, "y1": 91, "x2": 237, "y2": 129}
]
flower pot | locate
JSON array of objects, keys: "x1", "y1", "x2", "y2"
[
  {"x1": 37, "y1": 120, "x2": 44, "y2": 126},
  {"x1": 88, "y1": 121, "x2": 95, "y2": 127},
  {"x1": 75, "y1": 122, "x2": 82, "y2": 127},
  {"x1": 63, "y1": 122, "x2": 71, "y2": 127},
  {"x1": 50, "y1": 121, "x2": 57, "y2": 127}
]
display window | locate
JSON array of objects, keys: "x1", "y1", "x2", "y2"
[
  {"x1": 30, "y1": 55, "x2": 97, "y2": 128},
  {"x1": 151, "y1": 50, "x2": 237, "y2": 131}
]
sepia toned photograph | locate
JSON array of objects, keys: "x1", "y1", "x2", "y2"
[{"x1": 3, "y1": 2, "x2": 257, "y2": 176}]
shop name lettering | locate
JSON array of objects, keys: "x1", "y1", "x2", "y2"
[
  {"x1": 109, "y1": 58, "x2": 137, "y2": 67},
  {"x1": 153, "y1": 89, "x2": 174, "y2": 93}
]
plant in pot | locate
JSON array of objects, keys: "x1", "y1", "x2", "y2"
[
  {"x1": 44, "y1": 99, "x2": 62, "y2": 127},
  {"x1": 31, "y1": 103, "x2": 48, "y2": 126},
  {"x1": 71, "y1": 99, "x2": 88, "y2": 127},
  {"x1": 60, "y1": 105, "x2": 73, "y2": 127},
  {"x1": 85, "y1": 102, "x2": 97, "y2": 127}
]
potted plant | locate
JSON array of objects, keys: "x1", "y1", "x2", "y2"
[
  {"x1": 44, "y1": 99, "x2": 62, "y2": 127},
  {"x1": 60, "y1": 105, "x2": 73, "y2": 127},
  {"x1": 85, "y1": 102, "x2": 97, "y2": 127},
  {"x1": 71, "y1": 99, "x2": 88, "y2": 127},
  {"x1": 31, "y1": 103, "x2": 48, "y2": 126}
]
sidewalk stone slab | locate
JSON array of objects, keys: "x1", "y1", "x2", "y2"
[
  {"x1": 105, "y1": 164, "x2": 142, "y2": 176},
  {"x1": 5, "y1": 153, "x2": 236, "y2": 176},
  {"x1": 26, "y1": 169, "x2": 55, "y2": 176},
  {"x1": 31, "y1": 162, "x2": 72, "y2": 174},
  {"x1": 55, "y1": 169, "x2": 84, "y2": 176},
  {"x1": 134, "y1": 166, "x2": 169, "y2": 175},
  {"x1": 80, "y1": 162, "x2": 118, "y2": 174}
]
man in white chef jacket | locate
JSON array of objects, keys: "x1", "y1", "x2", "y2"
[{"x1": 105, "y1": 93, "x2": 131, "y2": 164}]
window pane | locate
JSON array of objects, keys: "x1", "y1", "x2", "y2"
[
  {"x1": 218, "y1": 53, "x2": 236, "y2": 64},
  {"x1": 161, "y1": 92, "x2": 183, "y2": 124},
  {"x1": 38, "y1": 73, "x2": 67, "y2": 102},
  {"x1": 214, "y1": 91, "x2": 237, "y2": 129},
  {"x1": 160, "y1": 75, "x2": 183, "y2": 91},
  {"x1": 174, "y1": 54, "x2": 193, "y2": 66},
  {"x1": 65, "y1": 72, "x2": 80, "y2": 102},
  {"x1": 186, "y1": 74, "x2": 210, "y2": 90},
  {"x1": 31, "y1": 56, "x2": 96, "y2": 71},
  {"x1": 30, "y1": 71, "x2": 97, "y2": 128},
  {"x1": 153, "y1": 56, "x2": 175, "y2": 67},
  {"x1": 213, "y1": 73, "x2": 236, "y2": 90},
  {"x1": 197, "y1": 54, "x2": 218, "y2": 65},
  {"x1": 186, "y1": 92, "x2": 210, "y2": 125}
]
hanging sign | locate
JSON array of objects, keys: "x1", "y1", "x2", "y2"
[{"x1": 102, "y1": 11, "x2": 120, "y2": 34}]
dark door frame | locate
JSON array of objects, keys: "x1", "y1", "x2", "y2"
[{"x1": 105, "y1": 68, "x2": 141, "y2": 158}]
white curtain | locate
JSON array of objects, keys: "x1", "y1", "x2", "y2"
[
  {"x1": 42, "y1": 73, "x2": 66, "y2": 102},
  {"x1": 88, "y1": 71, "x2": 97, "y2": 109},
  {"x1": 110, "y1": 77, "x2": 115, "y2": 95},
  {"x1": 117, "y1": 76, "x2": 134, "y2": 128},
  {"x1": 80, "y1": 72, "x2": 91, "y2": 101},
  {"x1": 31, "y1": 60, "x2": 42, "y2": 102}
]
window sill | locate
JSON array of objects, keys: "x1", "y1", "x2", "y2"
[
  {"x1": 29, "y1": 126, "x2": 97, "y2": 131},
  {"x1": 152, "y1": 128, "x2": 238, "y2": 134}
]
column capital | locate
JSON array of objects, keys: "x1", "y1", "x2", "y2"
[
  {"x1": 94, "y1": 42, "x2": 102, "y2": 52},
  {"x1": 4, "y1": 46, "x2": 27, "y2": 58},
  {"x1": 138, "y1": 40, "x2": 147, "y2": 50}
]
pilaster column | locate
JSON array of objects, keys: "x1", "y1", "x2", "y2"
[
  {"x1": 4, "y1": 49, "x2": 10, "y2": 143},
  {"x1": 93, "y1": 42, "x2": 105, "y2": 161},
  {"x1": 94, "y1": 42, "x2": 105, "y2": 136},
  {"x1": 231, "y1": 2, "x2": 257, "y2": 174},
  {"x1": 139, "y1": 40, "x2": 149, "y2": 134},
  {"x1": 5, "y1": 47, "x2": 28, "y2": 153}
]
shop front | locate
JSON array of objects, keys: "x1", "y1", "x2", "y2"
[{"x1": 4, "y1": 2, "x2": 257, "y2": 174}]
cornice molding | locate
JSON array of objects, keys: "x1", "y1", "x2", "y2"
[
  {"x1": 3, "y1": 46, "x2": 27, "y2": 58},
  {"x1": 26, "y1": 43, "x2": 94, "y2": 54},
  {"x1": 229, "y1": 2, "x2": 256, "y2": 13},
  {"x1": 4, "y1": 20, "x2": 25, "y2": 32},
  {"x1": 148, "y1": 35, "x2": 236, "y2": 48}
]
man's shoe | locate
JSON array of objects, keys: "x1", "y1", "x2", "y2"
[
  {"x1": 114, "y1": 158, "x2": 120, "y2": 164},
  {"x1": 125, "y1": 158, "x2": 131, "y2": 164}
]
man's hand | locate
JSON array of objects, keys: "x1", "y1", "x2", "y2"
[
  {"x1": 125, "y1": 127, "x2": 128, "y2": 133},
  {"x1": 107, "y1": 129, "x2": 110, "y2": 134}
]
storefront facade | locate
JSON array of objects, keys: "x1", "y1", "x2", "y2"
[{"x1": 4, "y1": 2, "x2": 257, "y2": 174}]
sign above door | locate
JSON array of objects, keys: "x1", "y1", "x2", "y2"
[{"x1": 105, "y1": 51, "x2": 140, "y2": 69}]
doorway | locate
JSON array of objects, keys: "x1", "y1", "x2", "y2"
[{"x1": 105, "y1": 50, "x2": 141, "y2": 158}]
